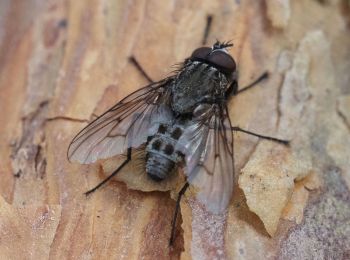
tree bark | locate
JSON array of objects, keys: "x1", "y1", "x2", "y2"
[{"x1": 0, "y1": 0, "x2": 349, "y2": 259}]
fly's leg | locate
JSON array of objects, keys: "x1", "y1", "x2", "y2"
[
  {"x1": 84, "y1": 147, "x2": 132, "y2": 196},
  {"x1": 226, "y1": 72, "x2": 269, "y2": 97},
  {"x1": 169, "y1": 182, "x2": 189, "y2": 246},
  {"x1": 231, "y1": 126, "x2": 289, "y2": 146},
  {"x1": 228, "y1": 74, "x2": 289, "y2": 145},
  {"x1": 236, "y1": 72, "x2": 269, "y2": 95},
  {"x1": 202, "y1": 15, "x2": 213, "y2": 45},
  {"x1": 129, "y1": 56, "x2": 154, "y2": 83}
]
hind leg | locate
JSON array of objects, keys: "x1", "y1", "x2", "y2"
[
  {"x1": 84, "y1": 147, "x2": 132, "y2": 196},
  {"x1": 169, "y1": 182, "x2": 189, "y2": 246}
]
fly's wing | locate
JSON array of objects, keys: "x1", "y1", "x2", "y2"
[
  {"x1": 68, "y1": 78, "x2": 174, "y2": 164},
  {"x1": 176, "y1": 104, "x2": 234, "y2": 213}
]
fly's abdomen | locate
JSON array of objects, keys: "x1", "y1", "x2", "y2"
[
  {"x1": 146, "y1": 152, "x2": 175, "y2": 181},
  {"x1": 145, "y1": 124, "x2": 184, "y2": 181}
]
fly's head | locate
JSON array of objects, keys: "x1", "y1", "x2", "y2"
[
  {"x1": 171, "y1": 41, "x2": 237, "y2": 115},
  {"x1": 190, "y1": 41, "x2": 236, "y2": 76}
]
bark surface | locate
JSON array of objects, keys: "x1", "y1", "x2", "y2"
[{"x1": 0, "y1": 0, "x2": 349, "y2": 259}]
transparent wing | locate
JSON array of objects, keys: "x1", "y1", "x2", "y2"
[
  {"x1": 68, "y1": 78, "x2": 174, "y2": 164},
  {"x1": 176, "y1": 104, "x2": 234, "y2": 213}
]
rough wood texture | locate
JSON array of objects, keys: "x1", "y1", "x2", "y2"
[{"x1": 0, "y1": 0, "x2": 349, "y2": 259}]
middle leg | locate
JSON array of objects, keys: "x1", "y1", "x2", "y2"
[{"x1": 231, "y1": 126, "x2": 289, "y2": 145}]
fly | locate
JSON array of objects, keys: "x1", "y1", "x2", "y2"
[{"x1": 67, "y1": 41, "x2": 289, "y2": 245}]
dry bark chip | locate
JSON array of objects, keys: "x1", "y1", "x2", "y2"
[{"x1": 239, "y1": 142, "x2": 312, "y2": 236}]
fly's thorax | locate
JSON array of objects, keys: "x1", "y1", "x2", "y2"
[
  {"x1": 145, "y1": 123, "x2": 184, "y2": 181},
  {"x1": 171, "y1": 61, "x2": 231, "y2": 114}
]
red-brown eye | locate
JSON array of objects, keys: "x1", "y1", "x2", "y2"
[
  {"x1": 207, "y1": 51, "x2": 236, "y2": 73},
  {"x1": 191, "y1": 47, "x2": 212, "y2": 59},
  {"x1": 190, "y1": 47, "x2": 236, "y2": 74}
]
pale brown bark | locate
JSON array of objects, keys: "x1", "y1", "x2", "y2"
[{"x1": 0, "y1": 0, "x2": 349, "y2": 259}]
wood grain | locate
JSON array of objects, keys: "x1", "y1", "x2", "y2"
[{"x1": 1, "y1": 0, "x2": 350, "y2": 259}]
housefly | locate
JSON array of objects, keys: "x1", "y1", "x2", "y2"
[{"x1": 67, "y1": 41, "x2": 289, "y2": 244}]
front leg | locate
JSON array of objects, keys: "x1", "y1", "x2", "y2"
[
  {"x1": 226, "y1": 72, "x2": 269, "y2": 97},
  {"x1": 225, "y1": 80, "x2": 238, "y2": 98}
]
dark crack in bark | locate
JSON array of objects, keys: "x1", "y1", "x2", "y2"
[
  {"x1": 45, "y1": 116, "x2": 89, "y2": 124},
  {"x1": 275, "y1": 75, "x2": 285, "y2": 129},
  {"x1": 11, "y1": 100, "x2": 49, "y2": 182},
  {"x1": 336, "y1": 106, "x2": 350, "y2": 133},
  {"x1": 237, "y1": 139, "x2": 260, "y2": 176}
]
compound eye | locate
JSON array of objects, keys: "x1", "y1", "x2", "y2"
[
  {"x1": 207, "y1": 51, "x2": 236, "y2": 73},
  {"x1": 191, "y1": 47, "x2": 212, "y2": 59}
]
